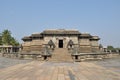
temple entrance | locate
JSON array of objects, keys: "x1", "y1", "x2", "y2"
[{"x1": 59, "y1": 40, "x2": 63, "y2": 48}]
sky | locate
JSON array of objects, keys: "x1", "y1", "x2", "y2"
[{"x1": 0, "y1": 0, "x2": 120, "y2": 47}]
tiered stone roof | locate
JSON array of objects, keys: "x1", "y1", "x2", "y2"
[
  {"x1": 90, "y1": 36, "x2": 100, "y2": 40},
  {"x1": 22, "y1": 29, "x2": 100, "y2": 41},
  {"x1": 41, "y1": 29, "x2": 80, "y2": 35},
  {"x1": 31, "y1": 33, "x2": 43, "y2": 38},
  {"x1": 79, "y1": 33, "x2": 92, "y2": 38},
  {"x1": 22, "y1": 36, "x2": 32, "y2": 41}
]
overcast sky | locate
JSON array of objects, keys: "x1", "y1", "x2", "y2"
[{"x1": 0, "y1": 0, "x2": 120, "y2": 47}]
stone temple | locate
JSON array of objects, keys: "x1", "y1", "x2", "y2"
[{"x1": 21, "y1": 29, "x2": 100, "y2": 61}]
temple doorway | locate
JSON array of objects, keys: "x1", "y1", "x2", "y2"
[{"x1": 59, "y1": 40, "x2": 63, "y2": 48}]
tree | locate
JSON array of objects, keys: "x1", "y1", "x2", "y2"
[
  {"x1": 107, "y1": 45, "x2": 114, "y2": 50},
  {"x1": 1, "y1": 29, "x2": 19, "y2": 46},
  {"x1": 115, "y1": 48, "x2": 120, "y2": 50},
  {"x1": 0, "y1": 33, "x2": 2, "y2": 45},
  {"x1": 2, "y1": 29, "x2": 12, "y2": 45},
  {"x1": 10, "y1": 37, "x2": 19, "y2": 46},
  {"x1": 99, "y1": 44, "x2": 103, "y2": 48}
]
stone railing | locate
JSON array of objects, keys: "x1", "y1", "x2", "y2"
[
  {"x1": 19, "y1": 46, "x2": 52, "y2": 61},
  {"x1": 70, "y1": 47, "x2": 109, "y2": 62},
  {"x1": 40, "y1": 47, "x2": 52, "y2": 60}
]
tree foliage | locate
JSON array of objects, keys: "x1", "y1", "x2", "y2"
[
  {"x1": 0, "y1": 33, "x2": 2, "y2": 45},
  {"x1": 99, "y1": 44, "x2": 103, "y2": 48},
  {"x1": 0, "y1": 29, "x2": 19, "y2": 46},
  {"x1": 107, "y1": 45, "x2": 114, "y2": 50},
  {"x1": 2, "y1": 29, "x2": 11, "y2": 45},
  {"x1": 10, "y1": 37, "x2": 19, "y2": 46}
]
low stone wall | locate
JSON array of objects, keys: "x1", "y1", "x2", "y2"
[
  {"x1": 1, "y1": 51, "x2": 120, "y2": 62},
  {"x1": 1, "y1": 52, "x2": 43, "y2": 60},
  {"x1": 19, "y1": 49, "x2": 52, "y2": 60},
  {"x1": 20, "y1": 54, "x2": 41, "y2": 60},
  {"x1": 72, "y1": 53, "x2": 120, "y2": 62},
  {"x1": 1, "y1": 52, "x2": 19, "y2": 59},
  {"x1": 106, "y1": 53, "x2": 120, "y2": 58}
]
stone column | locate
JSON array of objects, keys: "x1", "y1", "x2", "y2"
[
  {"x1": 7, "y1": 47, "x2": 9, "y2": 53},
  {"x1": 56, "y1": 38, "x2": 58, "y2": 48},
  {"x1": 10, "y1": 47, "x2": 13, "y2": 53}
]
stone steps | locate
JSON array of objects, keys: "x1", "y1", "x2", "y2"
[{"x1": 49, "y1": 48, "x2": 73, "y2": 62}]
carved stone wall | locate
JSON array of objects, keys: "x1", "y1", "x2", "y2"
[
  {"x1": 79, "y1": 38, "x2": 92, "y2": 53},
  {"x1": 79, "y1": 46, "x2": 91, "y2": 53},
  {"x1": 22, "y1": 41, "x2": 31, "y2": 52},
  {"x1": 44, "y1": 35, "x2": 78, "y2": 48},
  {"x1": 30, "y1": 39, "x2": 44, "y2": 51},
  {"x1": 90, "y1": 40, "x2": 99, "y2": 52}
]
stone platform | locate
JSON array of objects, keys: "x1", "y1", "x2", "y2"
[{"x1": 0, "y1": 60, "x2": 120, "y2": 80}]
